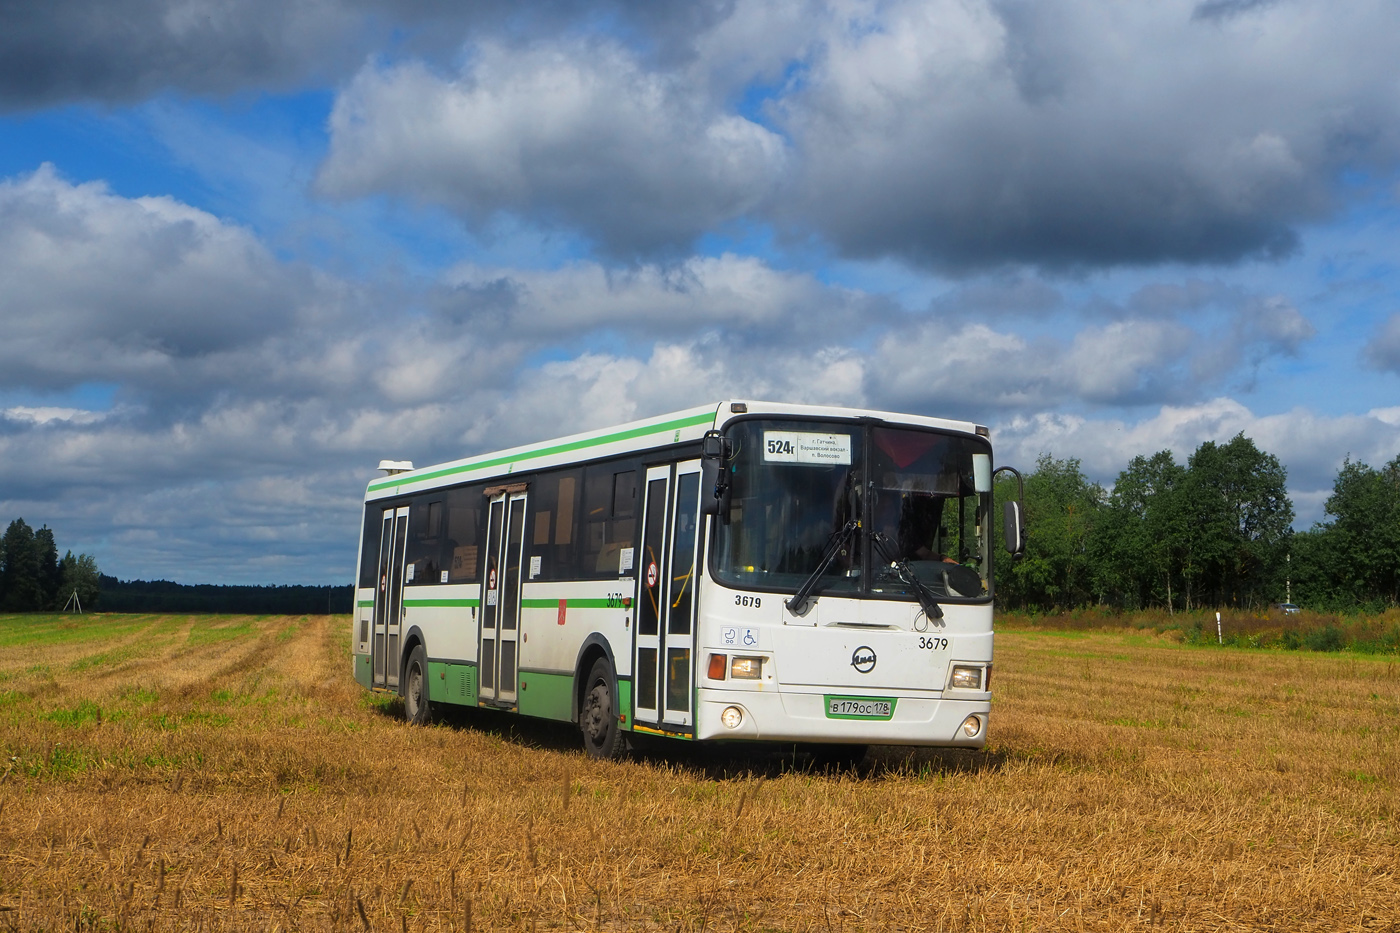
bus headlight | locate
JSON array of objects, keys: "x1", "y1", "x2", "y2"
[
  {"x1": 721, "y1": 706, "x2": 744, "y2": 729},
  {"x1": 949, "y1": 665, "x2": 982, "y2": 690},
  {"x1": 961, "y1": 715, "x2": 982, "y2": 737},
  {"x1": 730, "y1": 656, "x2": 763, "y2": 680}
]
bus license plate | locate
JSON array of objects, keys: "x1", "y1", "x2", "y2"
[{"x1": 825, "y1": 696, "x2": 896, "y2": 720}]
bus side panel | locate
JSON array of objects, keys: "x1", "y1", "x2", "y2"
[
  {"x1": 516, "y1": 670, "x2": 574, "y2": 720},
  {"x1": 427, "y1": 660, "x2": 478, "y2": 705},
  {"x1": 352, "y1": 586, "x2": 375, "y2": 689},
  {"x1": 402, "y1": 583, "x2": 481, "y2": 660},
  {"x1": 402, "y1": 583, "x2": 481, "y2": 707},
  {"x1": 517, "y1": 578, "x2": 634, "y2": 722}
]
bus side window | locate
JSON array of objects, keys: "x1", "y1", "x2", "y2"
[
  {"x1": 446, "y1": 484, "x2": 484, "y2": 583},
  {"x1": 405, "y1": 497, "x2": 446, "y2": 585},
  {"x1": 581, "y1": 459, "x2": 639, "y2": 576},
  {"x1": 526, "y1": 470, "x2": 581, "y2": 581},
  {"x1": 403, "y1": 493, "x2": 445, "y2": 582},
  {"x1": 358, "y1": 506, "x2": 382, "y2": 588},
  {"x1": 609, "y1": 470, "x2": 637, "y2": 571}
]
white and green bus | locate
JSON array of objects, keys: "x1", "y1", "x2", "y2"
[{"x1": 352, "y1": 400, "x2": 1024, "y2": 759}]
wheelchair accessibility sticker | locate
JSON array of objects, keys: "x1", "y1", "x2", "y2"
[{"x1": 721, "y1": 626, "x2": 759, "y2": 648}]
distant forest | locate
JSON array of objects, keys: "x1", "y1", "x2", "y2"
[
  {"x1": 992, "y1": 434, "x2": 1400, "y2": 613},
  {"x1": 96, "y1": 577, "x2": 354, "y2": 615}
]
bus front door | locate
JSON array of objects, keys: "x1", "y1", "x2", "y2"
[
  {"x1": 372, "y1": 505, "x2": 409, "y2": 690},
  {"x1": 479, "y1": 489, "x2": 527, "y2": 707},
  {"x1": 634, "y1": 460, "x2": 701, "y2": 732}
]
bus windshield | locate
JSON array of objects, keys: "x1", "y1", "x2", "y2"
[{"x1": 710, "y1": 419, "x2": 992, "y2": 603}]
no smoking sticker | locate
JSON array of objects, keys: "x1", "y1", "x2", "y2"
[{"x1": 646, "y1": 561, "x2": 658, "y2": 588}]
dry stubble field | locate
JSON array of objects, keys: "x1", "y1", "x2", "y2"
[{"x1": 0, "y1": 613, "x2": 1396, "y2": 932}]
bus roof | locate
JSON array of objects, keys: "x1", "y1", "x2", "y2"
[{"x1": 364, "y1": 400, "x2": 983, "y2": 500}]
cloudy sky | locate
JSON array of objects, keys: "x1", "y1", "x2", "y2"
[{"x1": 2, "y1": 0, "x2": 1399, "y2": 584}]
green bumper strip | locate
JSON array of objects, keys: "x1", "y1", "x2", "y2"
[
  {"x1": 517, "y1": 670, "x2": 575, "y2": 722},
  {"x1": 403, "y1": 598, "x2": 480, "y2": 608},
  {"x1": 427, "y1": 661, "x2": 478, "y2": 706}
]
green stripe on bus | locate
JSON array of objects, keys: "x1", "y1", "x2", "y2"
[
  {"x1": 519, "y1": 598, "x2": 617, "y2": 609},
  {"x1": 403, "y1": 598, "x2": 480, "y2": 608},
  {"x1": 356, "y1": 599, "x2": 373, "y2": 608},
  {"x1": 367, "y1": 410, "x2": 715, "y2": 492}
]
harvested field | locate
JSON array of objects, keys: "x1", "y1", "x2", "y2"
[{"x1": 0, "y1": 613, "x2": 1397, "y2": 931}]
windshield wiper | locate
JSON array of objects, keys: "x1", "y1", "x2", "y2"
[
  {"x1": 785, "y1": 520, "x2": 861, "y2": 615},
  {"x1": 869, "y1": 532, "x2": 944, "y2": 623}
]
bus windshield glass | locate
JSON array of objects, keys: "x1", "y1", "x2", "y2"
[{"x1": 710, "y1": 419, "x2": 992, "y2": 603}]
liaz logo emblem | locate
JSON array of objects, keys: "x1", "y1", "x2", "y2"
[{"x1": 850, "y1": 646, "x2": 877, "y2": 673}]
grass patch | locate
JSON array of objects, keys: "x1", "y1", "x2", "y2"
[
  {"x1": 0, "y1": 615, "x2": 1396, "y2": 930},
  {"x1": 185, "y1": 617, "x2": 258, "y2": 647},
  {"x1": 45, "y1": 700, "x2": 106, "y2": 726},
  {"x1": 117, "y1": 685, "x2": 159, "y2": 704}
]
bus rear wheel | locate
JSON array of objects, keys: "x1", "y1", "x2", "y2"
[
  {"x1": 580, "y1": 657, "x2": 627, "y2": 760},
  {"x1": 403, "y1": 645, "x2": 433, "y2": 726}
]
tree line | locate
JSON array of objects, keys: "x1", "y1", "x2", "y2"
[
  {"x1": 96, "y1": 577, "x2": 353, "y2": 614},
  {"x1": 1, "y1": 517, "x2": 353, "y2": 614},
  {"x1": 993, "y1": 434, "x2": 1400, "y2": 612},
  {"x1": 0, "y1": 518, "x2": 101, "y2": 611}
]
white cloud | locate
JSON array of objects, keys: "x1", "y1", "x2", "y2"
[
  {"x1": 318, "y1": 41, "x2": 788, "y2": 255},
  {"x1": 993, "y1": 398, "x2": 1400, "y2": 525},
  {"x1": 1064, "y1": 320, "x2": 1195, "y2": 403},
  {"x1": 437, "y1": 254, "x2": 889, "y2": 338},
  {"x1": 778, "y1": 0, "x2": 1400, "y2": 269},
  {"x1": 863, "y1": 301, "x2": 1307, "y2": 414},
  {"x1": 0, "y1": 406, "x2": 106, "y2": 426},
  {"x1": 0, "y1": 164, "x2": 316, "y2": 390}
]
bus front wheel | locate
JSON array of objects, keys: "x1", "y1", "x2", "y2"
[
  {"x1": 403, "y1": 645, "x2": 433, "y2": 726},
  {"x1": 580, "y1": 657, "x2": 627, "y2": 759}
]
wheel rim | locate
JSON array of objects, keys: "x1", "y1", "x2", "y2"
[
  {"x1": 583, "y1": 681, "x2": 610, "y2": 746},
  {"x1": 407, "y1": 664, "x2": 423, "y2": 718}
]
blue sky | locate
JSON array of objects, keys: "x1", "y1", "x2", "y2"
[{"x1": 2, "y1": 0, "x2": 1398, "y2": 584}]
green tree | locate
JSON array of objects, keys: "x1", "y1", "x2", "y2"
[
  {"x1": 35, "y1": 526, "x2": 61, "y2": 609},
  {"x1": 996, "y1": 454, "x2": 1105, "y2": 610},
  {"x1": 1096, "y1": 450, "x2": 1189, "y2": 610},
  {"x1": 0, "y1": 518, "x2": 45, "y2": 612},
  {"x1": 58, "y1": 551, "x2": 102, "y2": 611},
  {"x1": 1294, "y1": 455, "x2": 1400, "y2": 608},
  {"x1": 1182, "y1": 434, "x2": 1293, "y2": 608}
]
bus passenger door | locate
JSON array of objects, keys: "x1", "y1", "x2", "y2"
[
  {"x1": 634, "y1": 461, "x2": 702, "y2": 731},
  {"x1": 372, "y1": 505, "x2": 409, "y2": 690},
  {"x1": 479, "y1": 489, "x2": 527, "y2": 706}
]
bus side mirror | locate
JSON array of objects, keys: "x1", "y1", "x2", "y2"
[
  {"x1": 1002, "y1": 501, "x2": 1025, "y2": 558},
  {"x1": 700, "y1": 430, "x2": 732, "y2": 517}
]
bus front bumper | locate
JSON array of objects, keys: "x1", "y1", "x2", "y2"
[{"x1": 695, "y1": 688, "x2": 991, "y2": 748}]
